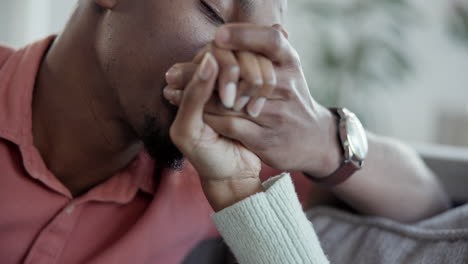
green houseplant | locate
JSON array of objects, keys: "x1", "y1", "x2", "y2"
[{"x1": 296, "y1": 0, "x2": 417, "y2": 109}]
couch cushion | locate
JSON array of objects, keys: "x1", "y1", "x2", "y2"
[
  {"x1": 182, "y1": 239, "x2": 228, "y2": 264},
  {"x1": 308, "y1": 205, "x2": 468, "y2": 264}
]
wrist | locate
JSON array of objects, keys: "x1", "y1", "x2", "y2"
[
  {"x1": 201, "y1": 177, "x2": 264, "y2": 212},
  {"x1": 304, "y1": 108, "x2": 342, "y2": 179}
]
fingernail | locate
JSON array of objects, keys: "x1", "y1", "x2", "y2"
[
  {"x1": 233, "y1": 96, "x2": 250, "y2": 112},
  {"x1": 231, "y1": 66, "x2": 240, "y2": 76},
  {"x1": 222, "y1": 82, "x2": 237, "y2": 109},
  {"x1": 248, "y1": 97, "x2": 266, "y2": 118},
  {"x1": 253, "y1": 79, "x2": 264, "y2": 87},
  {"x1": 199, "y1": 52, "x2": 215, "y2": 81},
  {"x1": 163, "y1": 87, "x2": 175, "y2": 100},
  {"x1": 164, "y1": 87, "x2": 182, "y2": 101},
  {"x1": 165, "y1": 67, "x2": 180, "y2": 84},
  {"x1": 216, "y1": 28, "x2": 230, "y2": 44}
]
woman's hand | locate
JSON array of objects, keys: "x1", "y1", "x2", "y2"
[
  {"x1": 169, "y1": 52, "x2": 263, "y2": 212},
  {"x1": 165, "y1": 24, "x2": 341, "y2": 179},
  {"x1": 165, "y1": 43, "x2": 276, "y2": 118}
]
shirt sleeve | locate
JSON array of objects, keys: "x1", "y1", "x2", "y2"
[{"x1": 211, "y1": 173, "x2": 330, "y2": 264}]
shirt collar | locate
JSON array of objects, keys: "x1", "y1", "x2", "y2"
[{"x1": 0, "y1": 36, "x2": 158, "y2": 201}]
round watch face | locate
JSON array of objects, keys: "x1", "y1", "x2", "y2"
[{"x1": 346, "y1": 114, "x2": 368, "y2": 160}]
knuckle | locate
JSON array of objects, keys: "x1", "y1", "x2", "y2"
[
  {"x1": 288, "y1": 49, "x2": 302, "y2": 67},
  {"x1": 270, "y1": 29, "x2": 284, "y2": 54}
]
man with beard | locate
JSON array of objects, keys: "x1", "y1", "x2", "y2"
[{"x1": 0, "y1": 0, "x2": 449, "y2": 263}]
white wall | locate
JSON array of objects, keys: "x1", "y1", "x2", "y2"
[{"x1": 0, "y1": 0, "x2": 75, "y2": 48}]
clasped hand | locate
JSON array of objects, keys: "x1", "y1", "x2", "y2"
[{"x1": 166, "y1": 24, "x2": 339, "y2": 211}]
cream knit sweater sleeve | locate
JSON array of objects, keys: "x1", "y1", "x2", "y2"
[{"x1": 211, "y1": 173, "x2": 330, "y2": 264}]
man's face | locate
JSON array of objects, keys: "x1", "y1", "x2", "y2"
[{"x1": 95, "y1": 0, "x2": 286, "y2": 168}]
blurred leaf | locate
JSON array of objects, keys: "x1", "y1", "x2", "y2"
[
  {"x1": 319, "y1": 38, "x2": 344, "y2": 70},
  {"x1": 299, "y1": 0, "x2": 416, "y2": 106},
  {"x1": 449, "y1": 2, "x2": 468, "y2": 43}
]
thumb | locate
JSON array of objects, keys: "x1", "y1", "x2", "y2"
[
  {"x1": 170, "y1": 53, "x2": 219, "y2": 147},
  {"x1": 179, "y1": 52, "x2": 218, "y2": 122}
]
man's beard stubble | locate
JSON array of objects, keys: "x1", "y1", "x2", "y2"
[{"x1": 141, "y1": 114, "x2": 185, "y2": 171}]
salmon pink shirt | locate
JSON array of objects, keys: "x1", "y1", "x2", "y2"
[{"x1": 0, "y1": 37, "x2": 314, "y2": 264}]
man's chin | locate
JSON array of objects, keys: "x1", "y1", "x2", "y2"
[
  {"x1": 151, "y1": 151, "x2": 185, "y2": 171},
  {"x1": 141, "y1": 114, "x2": 185, "y2": 171}
]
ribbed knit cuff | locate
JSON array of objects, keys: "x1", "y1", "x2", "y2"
[{"x1": 211, "y1": 173, "x2": 329, "y2": 264}]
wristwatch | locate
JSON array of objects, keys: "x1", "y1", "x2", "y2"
[{"x1": 312, "y1": 108, "x2": 369, "y2": 187}]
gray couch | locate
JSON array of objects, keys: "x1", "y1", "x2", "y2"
[{"x1": 414, "y1": 143, "x2": 468, "y2": 202}]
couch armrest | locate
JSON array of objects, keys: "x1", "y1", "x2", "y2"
[{"x1": 413, "y1": 143, "x2": 468, "y2": 202}]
